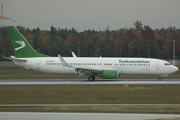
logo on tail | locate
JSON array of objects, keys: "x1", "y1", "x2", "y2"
[{"x1": 15, "y1": 41, "x2": 26, "y2": 51}]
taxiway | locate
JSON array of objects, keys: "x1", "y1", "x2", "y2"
[
  {"x1": 0, "y1": 79, "x2": 180, "y2": 85},
  {"x1": 0, "y1": 112, "x2": 180, "y2": 120}
]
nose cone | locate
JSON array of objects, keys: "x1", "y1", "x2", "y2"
[{"x1": 172, "y1": 65, "x2": 179, "y2": 73}]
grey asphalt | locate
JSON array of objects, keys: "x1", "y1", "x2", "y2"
[
  {"x1": 0, "y1": 112, "x2": 180, "y2": 120},
  {"x1": 0, "y1": 79, "x2": 180, "y2": 85}
]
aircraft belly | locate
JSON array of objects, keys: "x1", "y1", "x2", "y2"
[{"x1": 119, "y1": 67, "x2": 156, "y2": 75}]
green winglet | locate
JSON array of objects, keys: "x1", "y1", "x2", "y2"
[{"x1": 8, "y1": 26, "x2": 50, "y2": 58}]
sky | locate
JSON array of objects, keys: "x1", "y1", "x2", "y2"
[{"x1": 1, "y1": 0, "x2": 180, "y2": 31}]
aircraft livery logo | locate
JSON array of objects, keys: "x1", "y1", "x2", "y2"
[
  {"x1": 119, "y1": 60, "x2": 150, "y2": 63},
  {"x1": 15, "y1": 41, "x2": 26, "y2": 51}
]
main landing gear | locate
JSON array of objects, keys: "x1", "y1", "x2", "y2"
[{"x1": 88, "y1": 75, "x2": 95, "y2": 81}]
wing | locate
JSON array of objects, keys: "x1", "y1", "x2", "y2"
[
  {"x1": 58, "y1": 54, "x2": 102, "y2": 76},
  {"x1": 75, "y1": 67, "x2": 102, "y2": 76}
]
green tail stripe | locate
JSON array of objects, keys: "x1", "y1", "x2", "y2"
[{"x1": 8, "y1": 26, "x2": 50, "y2": 58}]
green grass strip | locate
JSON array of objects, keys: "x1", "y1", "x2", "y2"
[{"x1": 0, "y1": 85, "x2": 180, "y2": 104}]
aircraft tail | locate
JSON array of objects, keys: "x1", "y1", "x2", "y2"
[{"x1": 8, "y1": 26, "x2": 49, "y2": 58}]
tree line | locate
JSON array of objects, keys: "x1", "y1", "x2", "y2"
[{"x1": 0, "y1": 21, "x2": 180, "y2": 61}]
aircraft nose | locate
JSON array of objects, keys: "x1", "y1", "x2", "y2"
[{"x1": 172, "y1": 65, "x2": 179, "y2": 72}]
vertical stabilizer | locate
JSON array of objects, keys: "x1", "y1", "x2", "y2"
[{"x1": 8, "y1": 26, "x2": 49, "y2": 58}]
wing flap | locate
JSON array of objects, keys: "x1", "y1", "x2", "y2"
[{"x1": 75, "y1": 68, "x2": 102, "y2": 76}]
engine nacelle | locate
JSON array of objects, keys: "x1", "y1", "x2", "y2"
[{"x1": 101, "y1": 70, "x2": 119, "y2": 79}]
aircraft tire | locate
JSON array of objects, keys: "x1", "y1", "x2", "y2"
[
  {"x1": 158, "y1": 77, "x2": 162, "y2": 81},
  {"x1": 88, "y1": 76, "x2": 95, "y2": 81}
]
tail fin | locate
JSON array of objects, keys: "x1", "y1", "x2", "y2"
[{"x1": 8, "y1": 26, "x2": 50, "y2": 58}]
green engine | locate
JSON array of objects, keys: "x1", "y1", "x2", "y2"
[{"x1": 101, "y1": 70, "x2": 119, "y2": 79}]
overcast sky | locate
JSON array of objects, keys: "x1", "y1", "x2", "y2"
[{"x1": 1, "y1": 0, "x2": 180, "y2": 31}]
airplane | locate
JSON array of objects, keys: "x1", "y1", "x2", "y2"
[{"x1": 3, "y1": 26, "x2": 179, "y2": 81}]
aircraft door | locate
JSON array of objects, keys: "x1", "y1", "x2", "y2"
[
  {"x1": 36, "y1": 60, "x2": 41, "y2": 71},
  {"x1": 103, "y1": 62, "x2": 106, "y2": 68},
  {"x1": 155, "y1": 61, "x2": 160, "y2": 70},
  {"x1": 97, "y1": 62, "x2": 102, "y2": 68}
]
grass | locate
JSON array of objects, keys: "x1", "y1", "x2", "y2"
[
  {"x1": 0, "y1": 85, "x2": 180, "y2": 113},
  {"x1": 0, "y1": 85, "x2": 180, "y2": 104}
]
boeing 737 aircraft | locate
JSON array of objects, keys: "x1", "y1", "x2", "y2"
[{"x1": 3, "y1": 26, "x2": 178, "y2": 81}]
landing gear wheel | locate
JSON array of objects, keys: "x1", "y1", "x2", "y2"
[
  {"x1": 88, "y1": 75, "x2": 95, "y2": 81},
  {"x1": 158, "y1": 77, "x2": 162, "y2": 81}
]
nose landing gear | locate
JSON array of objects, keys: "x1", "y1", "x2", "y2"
[{"x1": 158, "y1": 77, "x2": 162, "y2": 81}]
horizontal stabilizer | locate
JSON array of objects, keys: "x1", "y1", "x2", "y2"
[{"x1": 3, "y1": 56, "x2": 27, "y2": 62}]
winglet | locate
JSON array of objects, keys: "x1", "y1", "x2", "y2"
[
  {"x1": 58, "y1": 54, "x2": 71, "y2": 67},
  {"x1": 71, "y1": 52, "x2": 77, "y2": 58}
]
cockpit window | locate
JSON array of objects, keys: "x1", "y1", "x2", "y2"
[{"x1": 164, "y1": 63, "x2": 171, "y2": 66}]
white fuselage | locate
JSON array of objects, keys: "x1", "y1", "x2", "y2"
[{"x1": 13, "y1": 57, "x2": 178, "y2": 76}]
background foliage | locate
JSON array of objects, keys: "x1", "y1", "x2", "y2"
[{"x1": 0, "y1": 21, "x2": 180, "y2": 60}]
